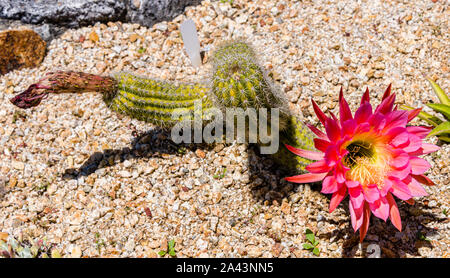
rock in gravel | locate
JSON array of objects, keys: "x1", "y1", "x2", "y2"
[{"x1": 0, "y1": 29, "x2": 46, "y2": 75}]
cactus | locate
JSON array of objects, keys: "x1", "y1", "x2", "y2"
[
  {"x1": 108, "y1": 72, "x2": 214, "y2": 127},
  {"x1": 401, "y1": 79, "x2": 450, "y2": 143},
  {"x1": 10, "y1": 40, "x2": 315, "y2": 172},
  {"x1": 210, "y1": 40, "x2": 291, "y2": 130}
]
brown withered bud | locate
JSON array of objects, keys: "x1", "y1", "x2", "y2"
[{"x1": 10, "y1": 71, "x2": 118, "y2": 109}]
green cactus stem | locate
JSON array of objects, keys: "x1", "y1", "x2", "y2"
[
  {"x1": 270, "y1": 116, "x2": 315, "y2": 172},
  {"x1": 211, "y1": 40, "x2": 291, "y2": 130},
  {"x1": 108, "y1": 72, "x2": 214, "y2": 127}
]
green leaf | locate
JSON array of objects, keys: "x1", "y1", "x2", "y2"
[
  {"x1": 400, "y1": 105, "x2": 442, "y2": 126},
  {"x1": 428, "y1": 79, "x2": 450, "y2": 106},
  {"x1": 158, "y1": 250, "x2": 166, "y2": 257},
  {"x1": 427, "y1": 103, "x2": 450, "y2": 120},
  {"x1": 313, "y1": 247, "x2": 320, "y2": 256},
  {"x1": 428, "y1": 122, "x2": 450, "y2": 138},
  {"x1": 168, "y1": 239, "x2": 175, "y2": 249},
  {"x1": 313, "y1": 241, "x2": 319, "y2": 247},
  {"x1": 437, "y1": 135, "x2": 450, "y2": 143},
  {"x1": 303, "y1": 243, "x2": 314, "y2": 250},
  {"x1": 305, "y1": 230, "x2": 315, "y2": 243},
  {"x1": 169, "y1": 250, "x2": 176, "y2": 257},
  {"x1": 417, "y1": 111, "x2": 444, "y2": 127}
]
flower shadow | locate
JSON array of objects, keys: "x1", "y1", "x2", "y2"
[{"x1": 317, "y1": 199, "x2": 444, "y2": 258}]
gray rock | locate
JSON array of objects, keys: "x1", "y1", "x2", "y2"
[
  {"x1": 0, "y1": 0, "x2": 202, "y2": 29},
  {"x1": 125, "y1": 0, "x2": 201, "y2": 28},
  {"x1": 0, "y1": 0, "x2": 126, "y2": 28}
]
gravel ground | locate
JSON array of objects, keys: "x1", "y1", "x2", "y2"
[{"x1": 0, "y1": 0, "x2": 448, "y2": 258}]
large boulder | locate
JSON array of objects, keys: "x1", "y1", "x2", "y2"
[
  {"x1": 0, "y1": 0, "x2": 127, "y2": 28},
  {"x1": 0, "y1": 0, "x2": 202, "y2": 28},
  {"x1": 0, "y1": 29, "x2": 46, "y2": 75}
]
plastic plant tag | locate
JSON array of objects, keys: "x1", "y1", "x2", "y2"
[{"x1": 180, "y1": 19, "x2": 202, "y2": 67}]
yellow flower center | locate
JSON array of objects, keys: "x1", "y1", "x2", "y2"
[{"x1": 343, "y1": 138, "x2": 391, "y2": 188}]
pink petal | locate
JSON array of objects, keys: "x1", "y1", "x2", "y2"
[
  {"x1": 389, "y1": 164, "x2": 411, "y2": 181},
  {"x1": 381, "y1": 84, "x2": 392, "y2": 101},
  {"x1": 329, "y1": 112, "x2": 339, "y2": 126},
  {"x1": 386, "y1": 193, "x2": 402, "y2": 231},
  {"x1": 285, "y1": 172, "x2": 327, "y2": 184},
  {"x1": 369, "y1": 196, "x2": 390, "y2": 221},
  {"x1": 363, "y1": 184, "x2": 380, "y2": 203},
  {"x1": 390, "y1": 131, "x2": 409, "y2": 147},
  {"x1": 389, "y1": 179, "x2": 412, "y2": 200},
  {"x1": 406, "y1": 126, "x2": 432, "y2": 139},
  {"x1": 349, "y1": 186, "x2": 364, "y2": 209},
  {"x1": 325, "y1": 118, "x2": 341, "y2": 142},
  {"x1": 345, "y1": 180, "x2": 360, "y2": 188},
  {"x1": 390, "y1": 150, "x2": 410, "y2": 168},
  {"x1": 306, "y1": 159, "x2": 331, "y2": 173},
  {"x1": 334, "y1": 164, "x2": 347, "y2": 183},
  {"x1": 360, "y1": 88, "x2": 370, "y2": 105},
  {"x1": 329, "y1": 186, "x2": 347, "y2": 213},
  {"x1": 406, "y1": 108, "x2": 422, "y2": 123},
  {"x1": 342, "y1": 119, "x2": 357, "y2": 137},
  {"x1": 349, "y1": 200, "x2": 364, "y2": 232},
  {"x1": 375, "y1": 92, "x2": 395, "y2": 115},
  {"x1": 321, "y1": 176, "x2": 339, "y2": 194},
  {"x1": 354, "y1": 103, "x2": 373, "y2": 124},
  {"x1": 383, "y1": 110, "x2": 408, "y2": 131},
  {"x1": 369, "y1": 113, "x2": 386, "y2": 131},
  {"x1": 409, "y1": 157, "x2": 431, "y2": 175},
  {"x1": 339, "y1": 88, "x2": 353, "y2": 124},
  {"x1": 421, "y1": 143, "x2": 440, "y2": 154},
  {"x1": 311, "y1": 99, "x2": 328, "y2": 126},
  {"x1": 354, "y1": 122, "x2": 371, "y2": 134},
  {"x1": 379, "y1": 178, "x2": 393, "y2": 197},
  {"x1": 324, "y1": 146, "x2": 340, "y2": 167},
  {"x1": 359, "y1": 203, "x2": 371, "y2": 242},
  {"x1": 403, "y1": 134, "x2": 422, "y2": 153},
  {"x1": 306, "y1": 123, "x2": 327, "y2": 140},
  {"x1": 412, "y1": 174, "x2": 435, "y2": 186},
  {"x1": 314, "y1": 138, "x2": 331, "y2": 153},
  {"x1": 284, "y1": 144, "x2": 324, "y2": 161},
  {"x1": 408, "y1": 178, "x2": 429, "y2": 197}
]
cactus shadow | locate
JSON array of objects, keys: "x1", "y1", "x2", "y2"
[
  {"x1": 63, "y1": 127, "x2": 216, "y2": 179},
  {"x1": 246, "y1": 144, "x2": 308, "y2": 204}
]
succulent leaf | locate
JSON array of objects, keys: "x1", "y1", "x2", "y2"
[
  {"x1": 426, "y1": 103, "x2": 450, "y2": 120},
  {"x1": 427, "y1": 121, "x2": 450, "y2": 138},
  {"x1": 428, "y1": 78, "x2": 450, "y2": 106}
]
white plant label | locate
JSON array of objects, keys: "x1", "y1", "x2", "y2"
[{"x1": 180, "y1": 19, "x2": 202, "y2": 67}]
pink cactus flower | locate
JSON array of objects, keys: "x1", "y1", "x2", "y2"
[{"x1": 285, "y1": 85, "x2": 440, "y2": 241}]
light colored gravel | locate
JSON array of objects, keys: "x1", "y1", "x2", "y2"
[{"x1": 0, "y1": 0, "x2": 448, "y2": 258}]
